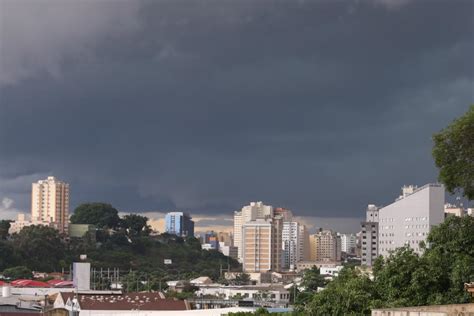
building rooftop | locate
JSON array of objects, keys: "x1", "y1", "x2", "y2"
[{"x1": 60, "y1": 292, "x2": 189, "y2": 311}]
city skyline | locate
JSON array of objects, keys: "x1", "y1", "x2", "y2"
[
  {"x1": 1, "y1": 1, "x2": 472, "y2": 231},
  {"x1": 0, "y1": 179, "x2": 467, "y2": 234}
]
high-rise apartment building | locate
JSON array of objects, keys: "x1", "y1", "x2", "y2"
[
  {"x1": 360, "y1": 204, "x2": 379, "y2": 266},
  {"x1": 309, "y1": 234, "x2": 318, "y2": 261},
  {"x1": 31, "y1": 176, "x2": 70, "y2": 233},
  {"x1": 273, "y1": 208, "x2": 293, "y2": 221},
  {"x1": 378, "y1": 184, "x2": 444, "y2": 257},
  {"x1": 241, "y1": 216, "x2": 283, "y2": 272},
  {"x1": 339, "y1": 233, "x2": 357, "y2": 255},
  {"x1": 165, "y1": 212, "x2": 194, "y2": 237},
  {"x1": 234, "y1": 201, "x2": 273, "y2": 260},
  {"x1": 309, "y1": 230, "x2": 341, "y2": 262},
  {"x1": 217, "y1": 232, "x2": 233, "y2": 246},
  {"x1": 282, "y1": 222, "x2": 309, "y2": 269}
]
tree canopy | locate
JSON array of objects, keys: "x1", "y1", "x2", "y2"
[
  {"x1": 2, "y1": 266, "x2": 33, "y2": 280},
  {"x1": 433, "y1": 105, "x2": 474, "y2": 200},
  {"x1": 0, "y1": 220, "x2": 12, "y2": 240},
  {"x1": 70, "y1": 203, "x2": 121, "y2": 229},
  {"x1": 120, "y1": 214, "x2": 151, "y2": 237},
  {"x1": 12, "y1": 225, "x2": 66, "y2": 272}
]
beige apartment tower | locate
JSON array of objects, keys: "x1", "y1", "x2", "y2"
[
  {"x1": 241, "y1": 216, "x2": 283, "y2": 273},
  {"x1": 309, "y1": 230, "x2": 341, "y2": 262},
  {"x1": 234, "y1": 201, "x2": 274, "y2": 260},
  {"x1": 31, "y1": 176, "x2": 70, "y2": 233}
]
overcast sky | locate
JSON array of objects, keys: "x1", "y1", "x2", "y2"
[{"x1": 0, "y1": 0, "x2": 473, "y2": 233}]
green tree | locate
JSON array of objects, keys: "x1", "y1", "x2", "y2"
[
  {"x1": 0, "y1": 241, "x2": 16, "y2": 271},
  {"x1": 120, "y1": 214, "x2": 151, "y2": 237},
  {"x1": 3, "y1": 266, "x2": 32, "y2": 279},
  {"x1": 301, "y1": 266, "x2": 327, "y2": 292},
  {"x1": 71, "y1": 203, "x2": 121, "y2": 229},
  {"x1": 232, "y1": 273, "x2": 251, "y2": 285},
  {"x1": 373, "y1": 247, "x2": 439, "y2": 307},
  {"x1": 305, "y1": 268, "x2": 379, "y2": 315},
  {"x1": 423, "y1": 215, "x2": 474, "y2": 304},
  {"x1": 433, "y1": 105, "x2": 474, "y2": 200},
  {"x1": 0, "y1": 220, "x2": 12, "y2": 240},
  {"x1": 12, "y1": 225, "x2": 65, "y2": 272}
]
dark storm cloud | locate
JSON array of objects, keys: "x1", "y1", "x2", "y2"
[{"x1": 0, "y1": 0, "x2": 473, "y2": 229}]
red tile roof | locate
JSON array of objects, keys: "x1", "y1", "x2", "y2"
[
  {"x1": 11, "y1": 280, "x2": 51, "y2": 287},
  {"x1": 61, "y1": 292, "x2": 188, "y2": 311}
]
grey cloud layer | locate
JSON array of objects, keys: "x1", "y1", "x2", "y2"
[{"x1": 0, "y1": 0, "x2": 472, "y2": 228}]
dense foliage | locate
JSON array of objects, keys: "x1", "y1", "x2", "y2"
[
  {"x1": 1, "y1": 204, "x2": 240, "y2": 286},
  {"x1": 70, "y1": 203, "x2": 121, "y2": 228},
  {"x1": 295, "y1": 216, "x2": 474, "y2": 315},
  {"x1": 0, "y1": 220, "x2": 12, "y2": 240},
  {"x1": 433, "y1": 105, "x2": 474, "y2": 200},
  {"x1": 2, "y1": 266, "x2": 33, "y2": 279}
]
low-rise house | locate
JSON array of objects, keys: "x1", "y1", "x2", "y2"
[
  {"x1": 224, "y1": 272, "x2": 271, "y2": 285},
  {"x1": 195, "y1": 284, "x2": 290, "y2": 304},
  {"x1": 166, "y1": 280, "x2": 189, "y2": 293},
  {"x1": 296, "y1": 260, "x2": 339, "y2": 272},
  {"x1": 320, "y1": 266, "x2": 344, "y2": 280},
  {"x1": 465, "y1": 282, "x2": 474, "y2": 300},
  {"x1": 190, "y1": 277, "x2": 213, "y2": 286},
  {"x1": 0, "y1": 285, "x2": 45, "y2": 315}
]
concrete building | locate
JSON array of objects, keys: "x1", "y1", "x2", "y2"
[
  {"x1": 195, "y1": 284, "x2": 290, "y2": 304},
  {"x1": 233, "y1": 211, "x2": 243, "y2": 259},
  {"x1": 165, "y1": 212, "x2": 194, "y2": 237},
  {"x1": 282, "y1": 222, "x2": 308, "y2": 270},
  {"x1": 444, "y1": 203, "x2": 465, "y2": 218},
  {"x1": 241, "y1": 216, "x2": 282, "y2": 273},
  {"x1": 8, "y1": 213, "x2": 53, "y2": 235},
  {"x1": 68, "y1": 224, "x2": 96, "y2": 238},
  {"x1": 219, "y1": 242, "x2": 238, "y2": 259},
  {"x1": 309, "y1": 234, "x2": 318, "y2": 261},
  {"x1": 273, "y1": 208, "x2": 293, "y2": 221},
  {"x1": 361, "y1": 204, "x2": 380, "y2": 266},
  {"x1": 378, "y1": 183, "x2": 445, "y2": 257},
  {"x1": 31, "y1": 176, "x2": 70, "y2": 233},
  {"x1": 339, "y1": 233, "x2": 357, "y2": 255},
  {"x1": 320, "y1": 266, "x2": 344, "y2": 279},
  {"x1": 309, "y1": 230, "x2": 341, "y2": 262},
  {"x1": 296, "y1": 261, "x2": 339, "y2": 272},
  {"x1": 217, "y1": 232, "x2": 233, "y2": 246},
  {"x1": 233, "y1": 202, "x2": 273, "y2": 260}
]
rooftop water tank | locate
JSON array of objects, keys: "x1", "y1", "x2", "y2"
[{"x1": 2, "y1": 285, "x2": 11, "y2": 298}]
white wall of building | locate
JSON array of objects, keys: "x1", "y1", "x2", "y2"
[
  {"x1": 196, "y1": 285, "x2": 290, "y2": 304},
  {"x1": 378, "y1": 184, "x2": 445, "y2": 257}
]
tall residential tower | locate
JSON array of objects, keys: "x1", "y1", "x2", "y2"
[{"x1": 31, "y1": 176, "x2": 70, "y2": 233}]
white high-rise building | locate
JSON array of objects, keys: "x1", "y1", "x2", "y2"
[
  {"x1": 282, "y1": 222, "x2": 309, "y2": 270},
  {"x1": 234, "y1": 202, "x2": 273, "y2": 260},
  {"x1": 378, "y1": 183, "x2": 445, "y2": 257},
  {"x1": 31, "y1": 176, "x2": 70, "y2": 233},
  {"x1": 340, "y1": 233, "x2": 357, "y2": 255}
]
